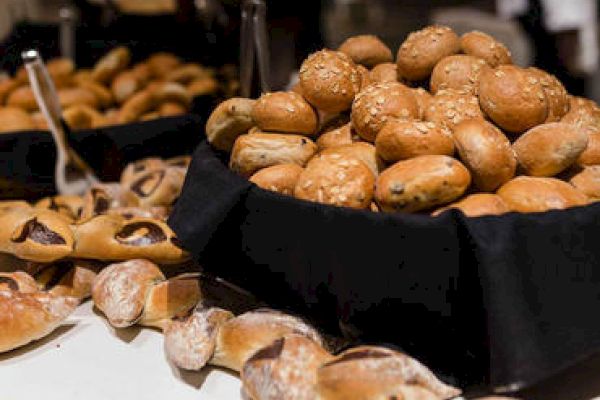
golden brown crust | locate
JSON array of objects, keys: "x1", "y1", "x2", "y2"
[
  {"x1": 150, "y1": 81, "x2": 191, "y2": 108},
  {"x1": 578, "y1": 132, "x2": 600, "y2": 166},
  {"x1": 252, "y1": 92, "x2": 318, "y2": 135},
  {"x1": 294, "y1": 152, "x2": 375, "y2": 209},
  {"x1": 187, "y1": 77, "x2": 219, "y2": 97},
  {"x1": 58, "y1": 87, "x2": 100, "y2": 110},
  {"x1": 356, "y1": 65, "x2": 372, "y2": 91},
  {"x1": 117, "y1": 88, "x2": 155, "y2": 123},
  {"x1": 513, "y1": 122, "x2": 588, "y2": 177},
  {"x1": 432, "y1": 193, "x2": 510, "y2": 217},
  {"x1": 158, "y1": 102, "x2": 187, "y2": 117},
  {"x1": 206, "y1": 98, "x2": 256, "y2": 152},
  {"x1": 35, "y1": 259, "x2": 102, "y2": 300},
  {"x1": 411, "y1": 87, "x2": 433, "y2": 119},
  {"x1": 453, "y1": 119, "x2": 516, "y2": 191},
  {"x1": 478, "y1": 65, "x2": 548, "y2": 133},
  {"x1": 111, "y1": 71, "x2": 142, "y2": 104},
  {"x1": 7, "y1": 86, "x2": 39, "y2": 112},
  {"x1": 316, "y1": 122, "x2": 356, "y2": 150},
  {"x1": 397, "y1": 25, "x2": 460, "y2": 81},
  {"x1": 63, "y1": 105, "x2": 106, "y2": 130},
  {"x1": 570, "y1": 166, "x2": 600, "y2": 201},
  {"x1": 424, "y1": 89, "x2": 484, "y2": 131},
  {"x1": 430, "y1": 54, "x2": 489, "y2": 95},
  {"x1": 76, "y1": 80, "x2": 113, "y2": 109},
  {"x1": 120, "y1": 157, "x2": 166, "y2": 186},
  {"x1": 249, "y1": 164, "x2": 304, "y2": 196},
  {"x1": 105, "y1": 206, "x2": 169, "y2": 221},
  {"x1": 299, "y1": 50, "x2": 361, "y2": 113},
  {"x1": 338, "y1": 35, "x2": 393, "y2": 68},
  {"x1": 0, "y1": 78, "x2": 20, "y2": 105},
  {"x1": 124, "y1": 167, "x2": 186, "y2": 207},
  {"x1": 147, "y1": 52, "x2": 182, "y2": 79},
  {"x1": 375, "y1": 119, "x2": 454, "y2": 162},
  {"x1": 0, "y1": 107, "x2": 36, "y2": 132},
  {"x1": 34, "y1": 195, "x2": 84, "y2": 221},
  {"x1": 0, "y1": 271, "x2": 39, "y2": 293},
  {"x1": 497, "y1": 176, "x2": 588, "y2": 212},
  {"x1": 528, "y1": 67, "x2": 569, "y2": 122},
  {"x1": 230, "y1": 133, "x2": 318, "y2": 177},
  {"x1": 375, "y1": 155, "x2": 471, "y2": 212},
  {"x1": 320, "y1": 142, "x2": 383, "y2": 176},
  {"x1": 92, "y1": 46, "x2": 131, "y2": 84},
  {"x1": 369, "y1": 62, "x2": 398, "y2": 84},
  {"x1": 165, "y1": 63, "x2": 212, "y2": 84},
  {"x1": 561, "y1": 97, "x2": 600, "y2": 134},
  {"x1": 460, "y1": 31, "x2": 512, "y2": 67},
  {"x1": 80, "y1": 183, "x2": 129, "y2": 221},
  {"x1": 351, "y1": 82, "x2": 418, "y2": 142}
]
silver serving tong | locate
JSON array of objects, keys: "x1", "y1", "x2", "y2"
[
  {"x1": 240, "y1": 0, "x2": 270, "y2": 97},
  {"x1": 22, "y1": 50, "x2": 98, "y2": 196}
]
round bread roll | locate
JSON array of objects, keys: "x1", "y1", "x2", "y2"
[
  {"x1": 497, "y1": 176, "x2": 588, "y2": 212},
  {"x1": 369, "y1": 62, "x2": 398, "y2": 84},
  {"x1": 252, "y1": 91, "x2": 318, "y2": 135},
  {"x1": 211, "y1": 309, "x2": 324, "y2": 372},
  {"x1": 338, "y1": 35, "x2": 393, "y2": 68},
  {"x1": 7, "y1": 86, "x2": 38, "y2": 111},
  {"x1": 375, "y1": 119, "x2": 454, "y2": 162},
  {"x1": 316, "y1": 122, "x2": 357, "y2": 150},
  {"x1": 453, "y1": 119, "x2": 516, "y2": 191},
  {"x1": 432, "y1": 193, "x2": 510, "y2": 217},
  {"x1": 478, "y1": 65, "x2": 548, "y2": 133},
  {"x1": 230, "y1": 133, "x2": 317, "y2": 177},
  {"x1": 0, "y1": 107, "x2": 36, "y2": 132},
  {"x1": 58, "y1": 87, "x2": 99, "y2": 110},
  {"x1": 411, "y1": 87, "x2": 432, "y2": 119},
  {"x1": 249, "y1": 164, "x2": 304, "y2": 196},
  {"x1": 528, "y1": 67, "x2": 569, "y2": 122},
  {"x1": 317, "y1": 346, "x2": 461, "y2": 400},
  {"x1": 351, "y1": 82, "x2": 418, "y2": 142},
  {"x1": 206, "y1": 98, "x2": 255, "y2": 152},
  {"x1": 91, "y1": 46, "x2": 131, "y2": 84},
  {"x1": 569, "y1": 166, "x2": 600, "y2": 201},
  {"x1": 294, "y1": 152, "x2": 375, "y2": 209},
  {"x1": 561, "y1": 96, "x2": 600, "y2": 134},
  {"x1": 321, "y1": 142, "x2": 383, "y2": 176},
  {"x1": 430, "y1": 54, "x2": 489, "y2": 94},
  {"x1": 424, "y1": 89, "x2": 484, "y2": 131},
  {"x1": 513, "y1": 122, "x2": 588, "y2": 177},
  {"x1": 147, "y1": 52, "x2": 182, "y2": 79},
  {"x1": 578, "y1": 132, "x2": 600, "y2": 166},
  {"x1": 299, "y1": 50, "x2": 361, "y2": 113},
  {"x1": 460, "y1": 31, "x2": 512, "y2": 67},
  {"x1": 396, "y1": 25, "x2": 460, "y2": 81},
  {"x1": 375, "y1": 155, "x2": 471, "y2": 212}
]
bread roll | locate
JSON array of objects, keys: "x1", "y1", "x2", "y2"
[
  {"x1": 351, "y1": 82, "x2": 418, "y2": 142},
  {"x1": 79, "y1": 183, "x2": 128, "y2": 220},
  {"x1": 397, "y1": 25, "x2": 460, "y2": 81},
  {"x1": 316, "y1": 122, "x2": 356, "y2": 150},
  {"x1": 513, "y1": 122, "x2": 588, "y2": 177},
  {"x1": 206, "y1": 98, "x2": 255, "y2": 152},
  {"x1": 76, "y1": 79, "x2": 113, "y2": 109},
  {"x1": 118, "y1": 88, "x2": 155, "y2": 123},
  {"x1": 158, "y1": 102, "x2": 187, "y2": 117},
  {"x1": 338, "y1": 35, "x2": 393, "y2": 68},
  {"x1": 7, "y1": 86, "x2": 39, "y2": 111},
  {"x1": 317, "y1": 346, "x2": 461, "y2": 400},
  {"x1": 121, "y1": 157, "x2": 166, "y2": 186},
  {"x1": 34, "y1": 195, "x2": 84, "y2": 221},
  {"x1": 111, "y1": 71, "x2": 142, "y2": 104},
  {"x1": 375, "y1": 155, "x2": 471, "y2": 212},
  {"x1": 147, "y1": 52, "x2": 182, "y2": 79},
  {"x1": 187, "y1": 77, "x2": 219, "y2": 97},
  {"x1": 432, "y1": 193, "x2": 510, "y2": 217},
  {"x1": 63, "y1": 105, "x2": 106, "y2": 131},
  {"x1": 131, "y1": 62, "x2": 151, "y2": 84},
  {"x1": 430, "y1": 54, "x2": 489, "y2": 95},
  {"x1": 561, "y1": 96, "x2": 600, "y2": 134},
  {"x1": 320, "y1": 142, "x2": 383, "y2": 176},
  {"x1": 369, "y1": 62, "x2": 398, "y2": 84},
  {"x1": 0, "y1": 200, "x2": 31, "y2": 214},
  {"x1": 125, "y1": 167, "x2": 186, "y2": 207},
  {"x1": 453, "y1": 119, "x2": 516, "y2": 191},
  {"x1": 249, "y1": 164, "x2": 304, "y2": 196},
  {"x1": 165, "y1": 63, "x2": 212, "y2": 84},
  {"x1": 252, "y1": 91, "x2": 318, "y2": 135},
  {"x1": 242, "y1": 334, "x2": 332, "y2": 400},
  {"x1": 411, "y1": 87, "x2": 432, "y2": 119},
  {"x1": 0, "y1": 107, "x2": 36, "y2": 132},
  {"x1": 58, "y1": 87, "x2": 100, "y2": 110},
  {"x1": 528, "y1": 67, "x2": 569, "y2": 122},
  {"x1": 299, "y1": 50, "x2": 361, "y2": 113},
  {"x1": 460, "y1": 31, "x2": 512, "y2": 67},
  {"x1": 230, "y1": 133, "x2": 317, "y2": 177},
  {"x1": 578, "y1": 132, "x2": 600, "y2": 166},
  {"x1": 424, "y1": 89, "x2": 484, "y2": 131},
  {"x1": 211, "y1": 309, "x2": 324, "y2": 372},
  {"x1": 569, "y1": 166, "x2": 600, "y2": 201},
  {"x1": 92, "y1": 46, "x2": 131, "y2": 84},
  {"x1": 478, "y1": 65, "x2": 548, "y2": 133},
  {"x1": 375, "y1": 119, "x2": 454, "y2": 162},
  {"x1": 35, "y1": 259, "x2": 102, "y2": 300},
  {"x1": 0, "y1": 78, "x2": 19, "y2": 105},
  {"x1": 497, "y1": 176, "x2": 588, "y2": 212}
]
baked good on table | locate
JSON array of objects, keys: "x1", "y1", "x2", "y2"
[
  {"x1": 35, "y1": 195, "x2": 84, "y2": 221},
  {"x1": 33, "y1": 259, "x2": 103, "y2": 300},
  {"x1": 124, "y1": 167, "x2": 186, "y2": 207},
  {"x1": 460, "y1": 30, "x2": 512, "y2": 67},
  {"x1": 338, "y1": 34, "x2": 393, "y2": 68}
]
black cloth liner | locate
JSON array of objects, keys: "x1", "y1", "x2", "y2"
[{"x1": 169, "y1": 140, "x2": 600, "y2": 393}]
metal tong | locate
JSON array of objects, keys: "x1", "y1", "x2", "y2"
[
  {"x1": 22, "y1": 50, "x2": 98, "y2": 196},
  {"x1": 240, "y1": 0, "x2": 270, "y2": 97}
]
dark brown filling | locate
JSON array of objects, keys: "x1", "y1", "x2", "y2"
[
  {"x1": 115, "y1": 222, "x2": 167, "y2": 246},
  {"x1": 170, "y1": 236, "x2": 184, "y2": 249},
  {"x1": 131, "y1": 171, "x2": 165, "y2": 197},
  {"x1": 11, "y1": 218, "x2": 66, "y2": 245},
  {"x1": 48, "y1": 198, "x2": 71, "y2": 214},
  {"x1": 42, "y1": 261, "x2": 73, "y2": 290},
  {"x1": 92, "y1": 189, "x2": 111, "y2": 215},
  {"x1": 323, "y1": 349, "x2": 391, "y2": 366},
  {"x1": 248, "y1": 338, "x2": 285, "y2": 362},
  {"x1": 0, "y1": 276, "x2": 19, "y2": 291}
]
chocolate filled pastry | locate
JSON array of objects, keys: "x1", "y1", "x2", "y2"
[
  {"x1": 80, "y1": 183, "x2": 128, "y2": 220},
  {"x1": 316, "y1": 346, "x2": 461, "y2": 400},
  {"x1": 120, "y1": 157, "x2": 166, "y2": 186},
  {"x1": 71, "y1": 214, "x2": 188, "y2": 264},
  {"x1": 164, "y1": 306, "x2": 234, "y2": 370},
  {"x1": 35, "y1": 195, "x2": 84, "y2": 221},
  {"x1": 211, "y1": 308, "x2": 324, "y2": 372},
  {"x1": 106, "y1": 206, "x2": 170, "y2": 221},
  {"x1": 0, "y1": 208, "x2": 74, "y2": 262},
  {"x1": 241, "y1": 334, "x2": 333, "y2": 400},
  {"x1": 34, "y1": 259, "x2": 103, "y2": 300},
  {"x1": 125, "y1": 167, "x2": 186, "y2": 207}
]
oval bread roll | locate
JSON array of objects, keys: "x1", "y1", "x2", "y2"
[
  {"x1": 338, "y1": 34, "x2": 393, "y2": 68},
  {"x1": 147, "y1": 52, "x2": 182, "y2": 79},
  {"x1": 0, "y1": 107, "x2": 36, "y2": 132},
  {"x1": 58, "y1": 87, "x2": 100, "y2": 110},
  {"x1": 7, "y1": 86, "x2": 39, "y2": 111},
  {"x1": 570, "y1": 166, "x2": 600, "y2": 201},
  {"x1": 92, "y1": 46, "x2": 131, "y2": 84},
  {"x1": 578, "y1": 132, "x2": 600, "y2": 166},
  {"x1": 375, "y1": 155, "x2": 471, "y2": 212},
  {"x1": 206, "y1": 98, "x2": 255, "y2": 152},
  {"x1": 369, "y1": 62, "x2": 398, "y2": 84},
  {"x1": 432, "y1": 193, "x2": 510, "y2": 217},
  {"x1": 252, "y1": 91, "x2": 318, "y2": 135},
  {"x1": 430, "y1": 54, "x2": 489, "y2": 95},
  {"x1": 111, "y1": 71, "x2": 142, "y2": 104},
  {"x1": 460, "y1": 31, "x2": 512, "y2": 67},
  {"x1": 249, "y1": 164, "x2": 304, "y2": 196},
  {"x1": 497, "y1": 176, "x2": 588, "y2": 212}
]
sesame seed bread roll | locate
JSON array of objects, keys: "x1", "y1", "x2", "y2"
[
  {"x1": 299, "y1": 50, "x2": 361, "y2": 113},
  {"x1": 432, "y1": 193, "x2": 510, "y2": 217},
  {"x1": 424, "y1": 89, "x2": 484, "y2": 131},
  {"x1": 430, "y1": 54, "x2": 489, "y2": 95},
  {"x1": 249, "y1": 164, "x2": 304, "y2": 196},
  {"x1": 320, "y1": 142, "x2": 383, "y2": 176},
  {"x1": 369, "y1": 62, "x2": 398, "y2": 84},
  {"x1": 497, "y1": 176, "x2": 588, "y2": 212},
  {"x1": 411, "y1": 87, "x2": 433, "y2": 119},
  {"x1": 453, "y1": 119, "x2": 516, "y2": 191},
  {"x1": 294, "y1": 152, "x2": 375, "y2": 209},
  {"x1": 230, "y1": 133, "x2": 317, "y2": 177},
  {"x1": 396, "y1": 25, "x2": 460, "y2": 81},
  {"x1": 570, "y1": 166, "x2": 600, "y2": 201},
  {"x1": 375, "y1": 155, "x2": 471, "y2": 213},
  {"x1": 252, "y1": 91, "x2": 318, "y2": 136},
  {"x1": 338, "y1": 35, "x2": 393, "y2": 68},
  {"x1": 478, "y1": 65, "x2": 548, "y2": 133},
  {"x1": 206, "y1": 98, "x2": 255, "y2": 152},
  {"x1": 375, "y1": 119, "x2": 454, "y2": 162},
  {"x1": 351, "y1": 82, "x2": 418, "y2": 142},
  {"x1": 460, "y1": 31, "x2": 512, "y2": 67},
  {"x1": 513, "y1": 122, "x2": 588, "y2": 177},
  {"x1": 528, "y1": 67, "x2": 569, "y2": 122}
]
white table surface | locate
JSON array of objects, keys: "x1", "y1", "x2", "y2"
[{"x1": 0, "y1": 301, "x2": 242, "y2": 400}]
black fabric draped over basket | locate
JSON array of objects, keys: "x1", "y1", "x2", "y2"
[{"x1": 169, "y1": 139, "x2": 600, "y2": 393}]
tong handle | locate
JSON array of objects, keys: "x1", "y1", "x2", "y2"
[
  {"x1": 240, "y1": 0, "x2": 270, "y2": 98},
  {"x1": 59, "y1": 6, "x2": 77, "y2": 61}
]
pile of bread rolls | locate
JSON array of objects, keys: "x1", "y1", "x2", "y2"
[
  {"x1": 206, "y1": 26, "x2": 600, "y2": 217},
  {"x1": 0, "y1": 48, "x2": 238, "y2": 133}
]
